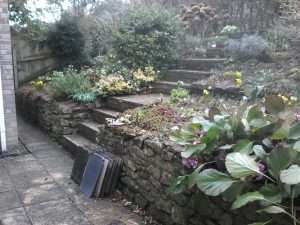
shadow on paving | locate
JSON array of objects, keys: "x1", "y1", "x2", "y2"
[{"x1": 0, "y1": 117, "x2": 143, "y2": 225}]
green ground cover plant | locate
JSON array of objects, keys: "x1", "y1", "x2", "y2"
[{"x1": 169, "y1": 89, "x2": 300, "y2": 224}]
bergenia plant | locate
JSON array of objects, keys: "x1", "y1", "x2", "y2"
[{"x1": 169, "y1": 93, "x2": 300, "y2": 225}]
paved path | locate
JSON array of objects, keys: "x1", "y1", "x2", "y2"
[{"x1": 0, "y1": 118, "x2": 143, "y2": 225}]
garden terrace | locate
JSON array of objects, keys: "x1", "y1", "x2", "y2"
[{"x1": 16, "y1": 85, "x2": 292, "y2": 225}]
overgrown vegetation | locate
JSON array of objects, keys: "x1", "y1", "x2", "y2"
[{"x1": 169, "y1": 90, "x2": 300, "y2": 224}]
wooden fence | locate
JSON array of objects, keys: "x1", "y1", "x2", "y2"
[{"x1": 12, "y1": 37, "x2": 62, "y2": 88}]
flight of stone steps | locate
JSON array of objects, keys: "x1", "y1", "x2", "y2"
[
  {"x1": 61, "y1": 48, "x2": 228, "y2": 155},
  {"x1": 61, "y1": 93, "x2": 167, "y2": 155}
]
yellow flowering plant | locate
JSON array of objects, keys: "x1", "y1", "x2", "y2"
[
  {"x1": 30, "y1": 80, "x2": 46, "y2": 90},
  {"x1": 202, "y1": 87, "x2": 213, "y2": 103},
  {"x1": 225, "y1": 71, "x2": 243, "y2": 86}
]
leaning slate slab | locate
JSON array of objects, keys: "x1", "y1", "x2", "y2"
[
  {"x1": 71, "y1": 147, "x2": 89, "y2": 184},
  {"x1": 79, "y1": 153, "x2": 104, "y2": 198}
]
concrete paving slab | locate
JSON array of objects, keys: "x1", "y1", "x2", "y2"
[
  {"x1": 26, "y1": 199, "x2": 92, "y2": 225},
  {"x1": 0, "y1": 190, "x2": 22, "y2": 211},
  {"x1": 17, "y1": 183, "x2": 69, "y2": 205},
  {"x1": 9, "y1": 169, "x2": 53, "y2": 188},
  {"x1": 0, "y1": 166, "x2": 13, "y2": 193},
  {"x1": 57, "y1": 177, "x2": 80, "y2": 196},
  {"x1": 39, "y1": 156, "x2": 73, "y2": 180},
  {"x1": 0, "y1": 207, "x2": 31, "y2": 225},
  {"x1": 72, "y1": 193, "x2": 142, "y2": 225},
  {"x1": 31, "y1": 148, "x2": 69, "y2": 160},
  {"x1": 3, "y1": 154, "x2": 36, "y2": 164},
  {"x1": 5, "y1": 160, "x2": 42, "y2": 175}
]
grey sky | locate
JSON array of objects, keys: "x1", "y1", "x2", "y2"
[{"x1": 27, "y1": 0, "x2": 70, "y2": 22}]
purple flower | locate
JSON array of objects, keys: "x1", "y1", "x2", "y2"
[
  {"x1": 258, "y1": 163, "x2": 266, "y2": 172},
  {"x1": 294, "y1": 113, "x2": 300, "y2": 121},
  {"x1": 199, "y1": 131, "x2": 207, "y2": 138},
  {"x1": 187, "y1": 158, "x2": 198, "y2": 169},
  {"x1": 193, "y1": 140, "x2": 201, "y2": 145},
  {"x1": 255, "y1": 162, "x2": 266, "y2": 181},
  {"x1": 275, "y1": 142, "x2": 284, "y2": 147}
]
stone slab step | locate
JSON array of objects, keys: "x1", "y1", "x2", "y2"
[
  {"x1": 164, "y1": 70, "x2": 212, "y2": 82},
  {"x1": 106, "y1": 94, "x2": 165, "y2": 112},
  {"x1": 152, "y1": 81, "x2": 191, "y2": 94},
  {"x1": 190, "y1": 81, "x2": 243, "y2": 98},
  {"x1": 61, "y1": 133, "x2": 93, "y2": 157},
  {"x1": 206, "y1": 48, "x2": 226, "y2": 58},
  {"x1": 177, "y1": 58, "x2": 226, "y2": 71},
  {"x1": 78, "y1": 121, "x2": 100, "y2": 142},
  {"x1": 92, "y1": 108, "x2": 119, "y2": 124}
]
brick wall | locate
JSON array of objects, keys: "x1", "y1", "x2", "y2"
[{"x1": 0, "y1": 0, "x2": 18, "y2": 150}]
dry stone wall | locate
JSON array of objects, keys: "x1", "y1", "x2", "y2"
[{"x1": 16, "y1": 85, "x2": 92, "y2": 141}]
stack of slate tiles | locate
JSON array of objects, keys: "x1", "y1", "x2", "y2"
[{"x1": 71, "y1": 144, "x2": 123, "y2": 198}]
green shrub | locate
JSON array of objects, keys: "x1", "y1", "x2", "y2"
[
  {"x1": 50, "y1": 66, "x2": 93, "y2": 101},
  {"x1": 47, "y1": 14, "x2": 87, "y2": 69},
  {"x1": 111, "y1": 4, "x2": 182, "y2": 72},
  {"x1": 169, "y1": 90, "x2": 300, "y2": 224}
]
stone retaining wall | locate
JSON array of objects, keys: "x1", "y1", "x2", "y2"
[
  {"x1": 96, "y1": 126, "x2": 285, "y2": 225},
  {"x1": 16, "y1": 87, "x2": 288, "y2": 225},
  {"x1": 16, "y1": 85, "x2": 92, "y2": 141}
]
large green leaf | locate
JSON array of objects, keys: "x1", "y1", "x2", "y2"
[
  {"x1": 289, "y1": 122, "x2": 300, "y2": 140},
  {"x1": 192, "y1": 116, "x2": 214, "y2": 132},
  {"x1": 271, "y1": 122, "x2": 290, "y2": 140},
  {"x1": 181, "y1": 144, "x2": 206, "y2": 158},
  {"x1": 266, "y1": 147, "x2": 294, "y2": 179},
  {"x1": 197, "y1": 169, "x2": 235, "y2": 196},
  {"x1": 225, "y1": 152, "x2": 260, "y2": 178},
  {"x1": 167, "y1": 176, "x2": 186, "y2": 194},
  {"x1": 169, "y1": 130, "x2": 189, "y2": 145},
  {"x1": 232, "y1": 192, "x2": 266, "y2": 210},
  {"x1": 294, "y1": 140, "x2": 300, "y2": 152},
  {"x1": 222, "y1": 182, "x2": 245, "y2": 202},
  {"x1": 193, "y1": 191, "x2": 212, "y2": 215},
  {"x1": 257, "y1": 206, "x2": 286, "y2": 214},
  {"x1": 280, "y1": 165, "x2": 300, "y2": 185},
  {"x1": 248, "y1": 222, "x2": 270, "y2": 225},
  {"x1": 187, "y1": 165, "x2": 204, "y2": 189},
  {"x1": 259, "y1": 185, "x2": 283, "y2": 207},
  {"x1": 253, "y1": 145, "x2": 268, "y2": 161},
  {"x1": 265, "y1": 96, "x2": 285, "y2": 114},
  {"x1": 234, "y1": 139, "x2": 254, "y2": 154},
  {"x1": 247, "y1": 106, "x2": 264, "y2": 122}
]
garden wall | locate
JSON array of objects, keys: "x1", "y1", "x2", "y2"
[
  {"x1": 16, "y1": 87, "x2": 289, "y2": 225},
  {"x1": 16, "y1": 85, "x2": 92, "y2": 141}
]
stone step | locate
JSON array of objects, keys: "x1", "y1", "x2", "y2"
[
  {"x1": 205, "y1": 48, "x2": 226, "y2": 58},
  {"x1": 177, "y1": 58, "x2": 226, "y2": 71},
  {"x1": 106, "y1": 94, "x2": 165, "y2": 112},
  {"x1": 152, "y1": 81, "x2": 191, "y2": 94},
  {"x1": 190, "y1": 81, "x2": 243, "y2": 98},
  {"x1": 164, "y1": 70, "x2": 212, "y2": 82},
  {"x1": 78, "y1": 121, "x2": 100, "y2": 142},
  {"x1": 61, "y1": 133, "x2": 94, "y2": 157},
  {"x1": 92, "y1": 108, "x2": 119, "y2": 124}
]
